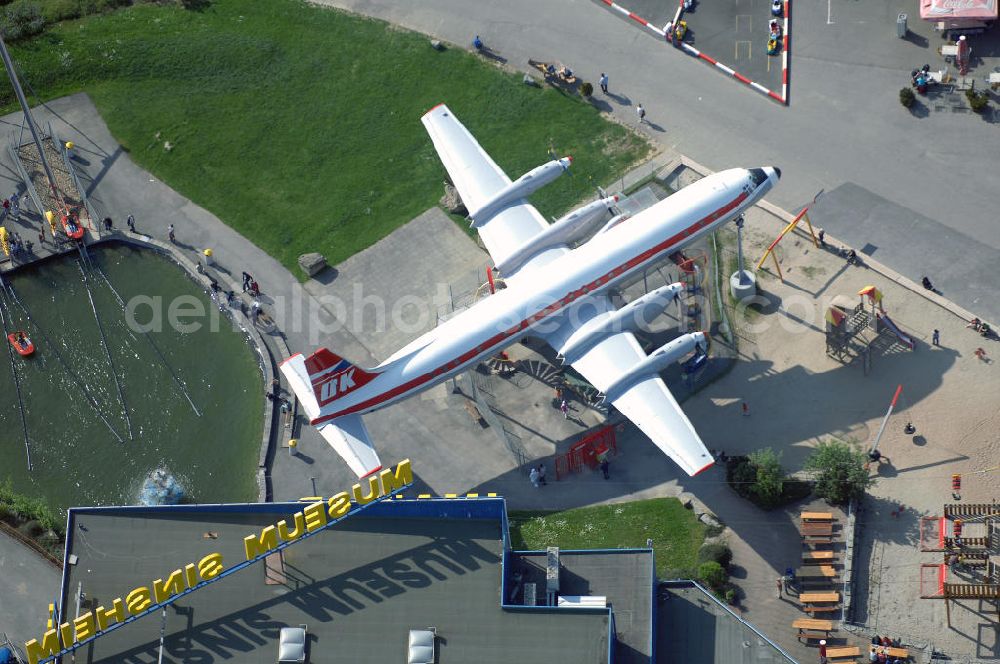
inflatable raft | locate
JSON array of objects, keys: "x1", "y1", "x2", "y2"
[{"x1": 8, "y1": 332, "x2": 34, "y2": 357}]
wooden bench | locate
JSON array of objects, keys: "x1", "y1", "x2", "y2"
[
  {"x1": 803, "y1": 550, "x2": 836, "y2": 563},
  {"x1": 871, "y1": 645, "x2": 910, "y2": 659},
  {"x1": 803, "y1": 604, "x2": 841, "y2": 613},
  {"x1": 801, "y1": 511, "x2": 834, "y2": 521},
  {"x1": 826, "y1": 645, "x2": 861, "y2": 661}
]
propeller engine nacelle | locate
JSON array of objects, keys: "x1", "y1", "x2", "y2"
[
  {"x1": 602, "y1": 331, "x2": 708, "y2": 402},
  {"x1": 469, "y1": 156, "x2": 572, "y2": 226},
  {"x1": 494, "y1": 195, "x2": 618, "y2": 275},
  {"x1": 560, "y1": 282, "x2": 685, "y2": 363}
]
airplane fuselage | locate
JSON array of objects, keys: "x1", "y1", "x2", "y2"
[{"x1": 312, "y1": 167, "x2": 777, "y2": 425}]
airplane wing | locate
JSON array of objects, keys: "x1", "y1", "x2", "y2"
[
  {"x1": 316, "y1": 415, "x2": 382, "y2": 478},
  {"x1": 539, "y1": 295, "x2": 715, "y2": 477},
  {"x1": 421, "y1": 104, "x2": 565, "y2": 272}
]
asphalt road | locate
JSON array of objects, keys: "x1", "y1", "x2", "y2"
[{"x1": 313, "y1": 0, "x2": 1000, "y2": 322}]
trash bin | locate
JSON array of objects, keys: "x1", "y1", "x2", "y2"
[{"x1": 897, "y1": 13, "x2": 907, "y2": 38}]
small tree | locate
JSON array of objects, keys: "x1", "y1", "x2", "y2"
[
  {"x1": 580, "y1": 81, "x2": 594, "y2": 97},
  {"x1": 966, "y1": 86, "x2": 989, "y2": 113},
  {"x1": 698, "y1": 542, "x2": 733, "y2": 568},
  {"x1": 749, "y1": 447, "x2": 784, "y2": 507},
  {"x1": 805, "y1": 439, "x2": 874, "y2": 505},
  {"x1": 899, "y1": 87, "x2": 915, "y2": 108},
  {"x1": 698, "y1": 561, "x2": 727, "y2": 592}
]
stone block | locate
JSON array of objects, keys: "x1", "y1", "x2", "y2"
[
  {"x1": 298, "y1": 252, "x2": 327, "y2": 277},
  {"x1": 440, "y1": 182, "x2": 467, "y2": 215}
]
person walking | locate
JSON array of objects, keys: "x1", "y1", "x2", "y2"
[
  {"x1": 742, "y1": 401, "x2": 750, "y2": 417},
  {"x1": 37, "y1": 228, "x2": 44, "y2": 245},
  {"x1": 818, "y1": 639, "x2": 828, "y2": 664},
  {"x1": 932, "y1": 329, "x2": 940, "y2": 346},
  {"x1": 599, "y1": 457, "x2": 610, "y2": 479},
  {"x1": 599, "y1": 72, "x2": 609, "y2": 94},
  {"x1": 529, "y1": 466, "x2": 541, "y2": 488},
  {"x1": 560, "y1": 399, "x2": 569, "y2": 419},
  {"x1": 126, "y1": 214, "x2": 136, "y2": 233},
  {"x1": 636, "y1": 103, "x2": 646, "y2": 124},
  {"x1": 167, "y1": 224, "x2": 175, "y2": 243},
  {"x1": 537, "y1": 463, "x2": 547, "y2": 486},
  {"x1": 817, "y1": 228, "x2": 825, "y2": 247},
  {"x1": 251, "y1": 299, "x2": 262, "y2": 325},
  {"x1": 103, "y1": 216, "x2": 113, "y2": 232},
  {"x1": 776, "y1": 577, "x2": 783, "y2": 598},
  {"x1": 242, "y1": 271, "x2": 252, "y2": 292}
]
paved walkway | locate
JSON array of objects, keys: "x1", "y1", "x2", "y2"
[{"x1": 311, "y1": 0, "x2": 1000, "y2": 326}]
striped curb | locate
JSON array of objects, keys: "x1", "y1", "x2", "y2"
[{"x1": 598, "y1": 0, "x2": 790, "y2": 104}]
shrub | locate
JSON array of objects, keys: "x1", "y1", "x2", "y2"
[
  {"x1": 1, "y1": 1, "x2": 45, "y2": 41},
  {"x1": 580, "y1": 81, "x2": 594, "y2": 97},
  {"x1": 748, "y1": 447, "x2": 784, "y2": 507},
  {"x1": 724, "y1": 588, "x2": 737, "y2": 604},
  {"x1": 966, "y1": 88, "x2": 989, "y2": 113},
  {"x1": 899, "y1": 87, "x2": 915, "y2": 108},
  {"x1": 805, "y1": 439, "x2": 874, "y2": 505},
  {"x1": 698, "y1": 542, "x2": 733, "y2": 568},
  {"x1": 41, "y1": 0, "x2": 82, "y2": 23},
  {"x1": 698, "y1": 561, "x2": 727, "y2": 591}
]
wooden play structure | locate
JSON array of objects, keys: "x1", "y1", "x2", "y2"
[{"x1": 918, "y1": 502, "x2": 1000, "y2": 627}]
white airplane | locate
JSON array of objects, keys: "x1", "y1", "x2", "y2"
[{"x1": 282, "y1": 103, "x2": 780, "y2": 478}]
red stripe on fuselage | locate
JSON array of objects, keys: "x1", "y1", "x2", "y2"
[{"x1": 312, "y1": 190, "x2": 749, "y2": 425}]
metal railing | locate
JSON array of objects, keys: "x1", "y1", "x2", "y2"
[{"x1": 48, "y1": 122, "x2": 102, "y2": 235}]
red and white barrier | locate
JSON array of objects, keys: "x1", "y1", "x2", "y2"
[{"x1": 598, "y1": 0, "x2": 790, "y2": 104}]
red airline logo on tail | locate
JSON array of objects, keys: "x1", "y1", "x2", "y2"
[{"x1": 305, "y1": 349, "x2": 378, "y2": 406}]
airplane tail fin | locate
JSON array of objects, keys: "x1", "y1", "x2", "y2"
[{"x1": 280, "y1": 349, "x2": 379, "y2": 421}]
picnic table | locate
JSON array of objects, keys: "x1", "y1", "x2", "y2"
[
  {"x1": 826, "y1": 645, "x2": 861, "y2": 660},
  {"x1": 800, "y1": 591, "x2": 839, "y2": 603},
  {"x1": 802, "y1": 550, "x2": 836, "y2": 563},
  {"x1": 792, "y1": 617, "x2": 834, "y2": 641},
  {"x1": 801, "y1": 511, "x2": 834, "y2": 521},
  {"x1": 796, "y1": 565, "x2": 839, "y2": 584},
  {"x1": 800, "y1": 590, "x2": 840, "y2": 612},
  {"x1": 801, "y1": 521, "x2": 834, "y2": 538},
  {"x1": 871, "y1": 644, "x2": 910, "y2": 659}
]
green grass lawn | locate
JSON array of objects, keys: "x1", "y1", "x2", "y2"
[
  {"x1": 5, "y1": 0, "x2": 649, "y2": 275},
  {"x1": 509, "y1": 498, "x2": 706, "y2": 578}
]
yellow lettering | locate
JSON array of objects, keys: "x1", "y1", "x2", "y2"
[
  {"x1": 380, "y1": 459, "x2": 412, "y2": 495},
  {"x1": 95, "y1": 599, "x2": 126, "y2": 630},
  {"x1": 126, "y1": 587, "x2": 152, "y2": 614},
  {"x1": 303, "y1": 501, "x2": 327, "y2": 532},
  {"x1": 58, "y1": 622, "x2": 73, "y2": 648},
  {"x1": 184, "y1": 563, "x2": 197, "y2": 588},
  {"x1": 244, "y1": 525, "x2": 279, "y2": 560},
  {"x1": 25, "y1": 630, "x2": 60, "y2": 664},
  {"x1": 352, "y1": 475, "x2": 381, "y2": 505},
  {"x1": 73, "y1": 612, "x2": 95, "y2": 641},
  {"x1": 277, "y1": 512, "x2": 305, "y2": 541},
  {"x1": 153, "y1": 569, "x2": 185, "y2": 603},
  {"x1": 327, "y1": 491, "x2": 351, "y2": 518},
  {"x1": 198, "y1": 552, "x2": 224, "y2": 580}
]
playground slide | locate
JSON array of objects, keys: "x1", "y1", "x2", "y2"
[{"x1": 878, "y1": 312, "x2": 914, "y2": 349}]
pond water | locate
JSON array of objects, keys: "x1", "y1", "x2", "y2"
[{"x1": 0, "y1": 243, "x2": 263, "y2": 511}]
